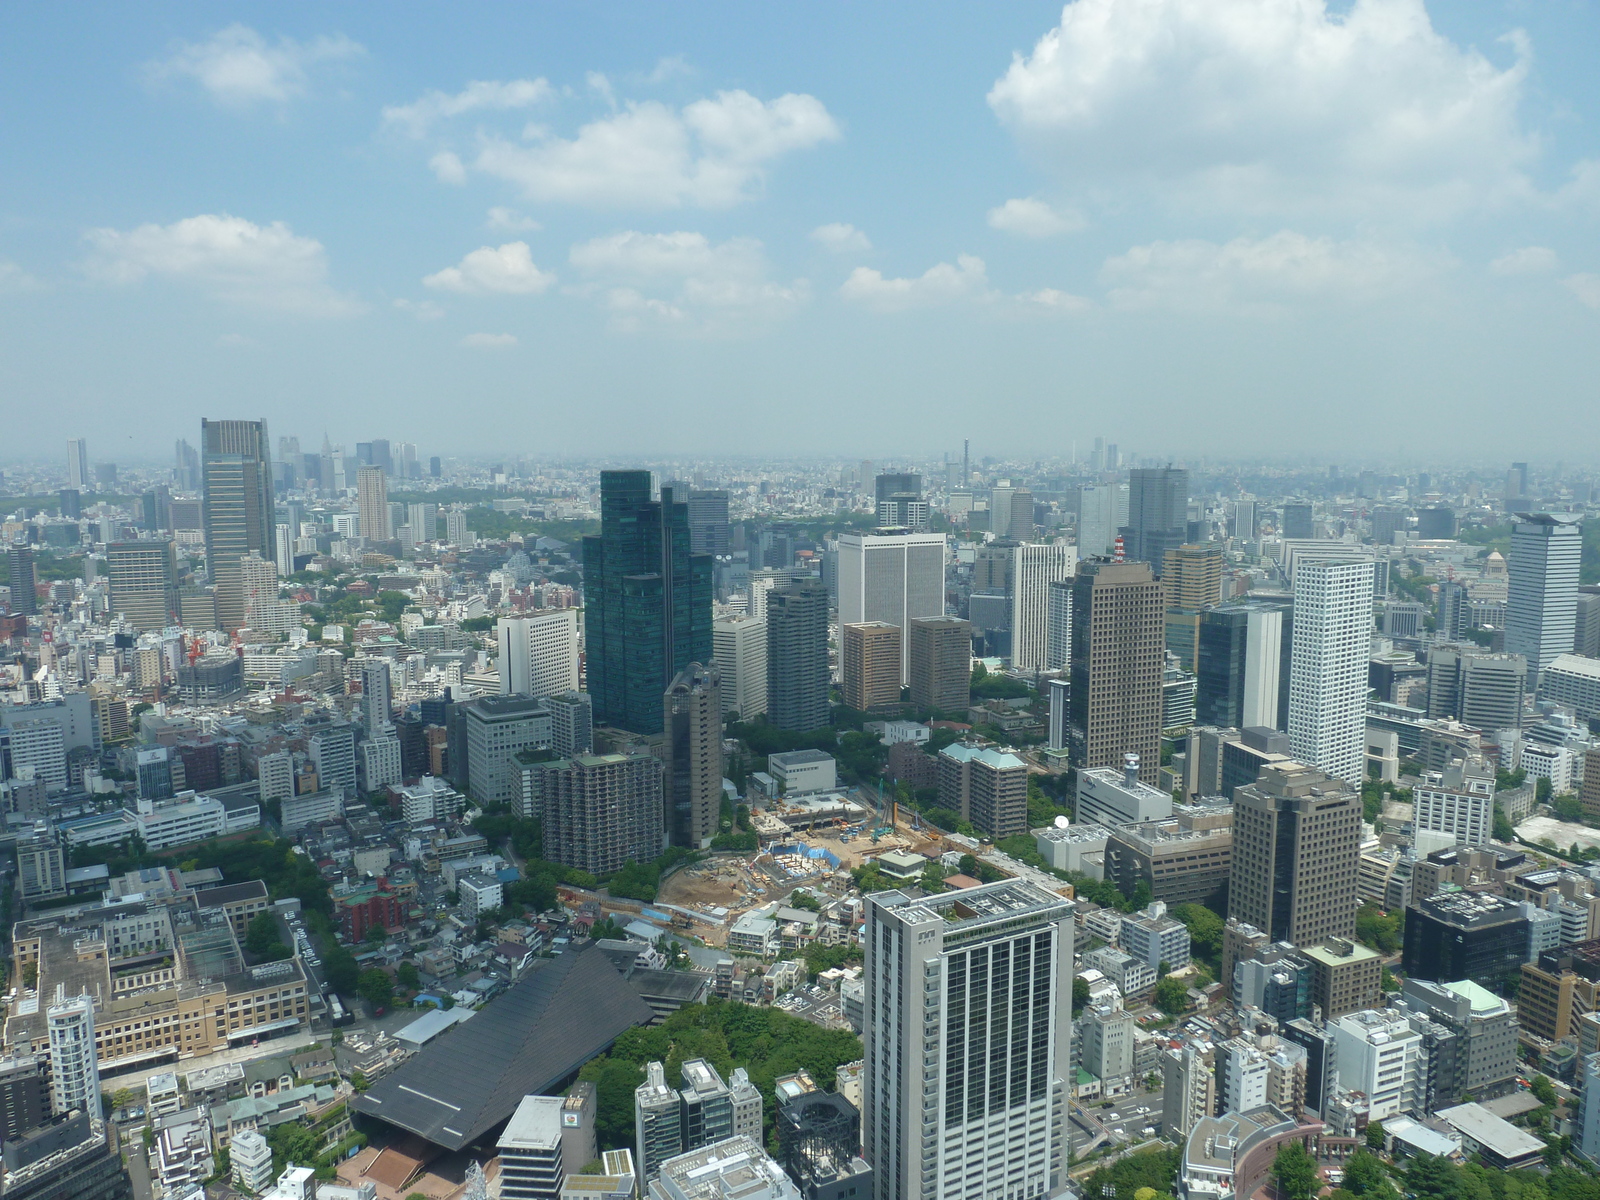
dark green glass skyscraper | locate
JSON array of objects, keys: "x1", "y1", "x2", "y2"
[{"x1": 584, "y1": 471, "x2": 713, "y2": 734}]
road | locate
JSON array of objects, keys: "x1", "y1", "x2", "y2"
[
  {"x1": 1093, "y1": 1090, "x2": 1165, "y2": 1145},
  {"x1": 126, "y1": 1132, "x2": 153, "y2": 1200}
]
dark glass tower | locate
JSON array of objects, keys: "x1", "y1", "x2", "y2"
[
  {"x1": 584, "y1": 472, "x2": 713, "y2": 734},
  {"x1": 1123, "y1": 468, "x2": 1188, "y2": 576},
  {"x1": 201, "y1": 418, "x2": 275, "y2": 631},
  {"x1": 766, "y1": 580, "x2": 831, "y2": 733}
]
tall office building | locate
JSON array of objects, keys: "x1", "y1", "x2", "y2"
[
  {"x1": 1124, "y1": 468, "x2": 1188, "y2": 576},
  {"x1": 357, "y1": 659, "x2": 394, "y2": 735},
  {"x1": 546, "y1": 691, "x2": 593, "y2": 757},
  {"x1": 239, "y1": 551, "x2": 278, "y2": 626},
  {"x1": 496, "y1": 611, "x2": 580, "y2": 700},
  {"x1": 584, "y1": 472, "x2": 712, "y2": 734},
  {"x1": 875, "y1": 473, "x2": 928, "y2": 531},
  {"x1": 200, "y1": 418, "x2": 275, "y2": 631},
  {"x1": 1046, "y1": 677, "x2": 1069, "y2": 751},
  {"x1": 687, "y1": 490, "x2": 731, "y2": 555},
  {"x1": 1424, "y1": 645, "x2": 1525, "y2": 732},
  {"x1": 1288, "y1": 559, "x2": 1374, "y2": 782},
  {"x1": 766, "y1": 582, "x2": 830, "y2": 733},
  {"x1": 937, "y1": 744, "x2": 1028, "y2": 838},
  {"x1": 1010, "y1": 543, "x2": 1078, "y2": 672},
  {"x1": 445, "y1": 508, "x2": 470, "y2": 547},
  {"x1": 66, "y1": 438, "x2": 89, "y2": 491},
  {"x1": 1281, "y1": 502, "x2": 1314, "y2": 540},
  {"x1": 838, "y1": 528, "x2": 947, "y2": 683},
  {"x1": 407, "y1": 502, "x2": 438, "y2": 545},
  {"x1": 1076, "y1": 483, "x2": 1125, "y2": 558},
  {"x1": 1045, "y1": 579, "x2": 1072, "y2": 670},
  {"x1": 840, "y1": 622, "x2": 902, "y2": 712},
  {"x1": 664, "y1": 664, "x2": 722, "y2": 849},
  {"x1": 712, "y1": 615, "x2": 767, "y2": 720},
  {"x1": 356, "y1": 467, "x2": 390, "y2": 543},
  {"x1": 106, "y1": 541, "x2": 178, "y2": 632},
  {"x1": 525, "y1": 749, "x2": 664, "y2": 874},
  {"x1": 1068, "y1": 560, "x2": 1165, "y2": 782},
  {"x1": 1506, "y1": 513, "x2": 1583, "y2": 686},
  {"x1": 863, "y1": 881, "x2": 1073, "y2": 1200},
  {"x1": 0, "y1": 1056, "x2": 49, "y2": 1143},
  {"x1": 1231, "y1": 498, "x2": 1258, "y2": 541},
  {"x1": 1162, "y1": 543, "x2": 1223, "y2": 611},
  {"x1": 46, "y1": 989, "x2": 100, "y2": 1117},
  {"x1": 1413, "y1": 756, "x2": 1495, "y2": 847},
  {"x1": 1005, "y1": 489, "x2": 1035, "y2": 540},
  {"x1": 7, "y1": 546, "x2": 39, "y2": 616},
  {"x1": 1229, "y1": 762, "x2": 1361, "y2": 946},
  {"x1": 1197, "y1": 600, "x2": 1290, "y2": 731},
  {"x1": 309, "y1": 721, "x2": 359, "y2": 799},
  {"x1": 907, "y1": 615, "x2": 972, "y2": 713}
]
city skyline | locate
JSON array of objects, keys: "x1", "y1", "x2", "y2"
[{"x1": 3, "y1": 1, "x2": 1600, "y2": 458}]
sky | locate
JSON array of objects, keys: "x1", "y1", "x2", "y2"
[{"x1": 2, "y1": 0, "x2": 1599, "y2": 464}]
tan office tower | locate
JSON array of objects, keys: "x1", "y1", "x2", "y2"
[
  {"x1": 200, "y1": 418, "x2": 274, "y2": 631},
  {"x1": 1229, "y1": 761, "x2": 1361, "y2": 946},
  {"x1": 1584, "y1": 749, "x2": 1600, "y2": 822},
  {"x1": 1162, "y1": 543, "x2": 1224, "y2": 612},
  {"x1": 841, "y1": 622, "x2": 902, "y2": 711},
  {"x1": 1068, "y1": 560, "x2": 1165, "y2": 782},
  {"x1": 907, "y1": 615, "x2": 972, "y2": 713},
  {"x1": 106, "y1": 541, "x2": 178, "y2": 631},
  {"x1": 357, "y1": 467, "x2": 390, "y2": 543},
  {"x1": 663, "y1": 663, "x2": 722, "y2": 849}
]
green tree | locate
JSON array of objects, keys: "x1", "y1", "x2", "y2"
[
  {"x1": 1364, "y1": 1119, "x2": 1386, "y2": 1149},
  {"x1": 1531, "y1": 1074, "x2": 1558, "y2": 1106},
  {"x1": 323, "y1": 945, "x2": 359, "y2": 994},
  {"x1": 396, "y1": 961, "x2": 420, "y2": 992},
  {"x1": 1169, "y1": 903, "x2": 1224, "y2": 960},
  {"x1": 1080, "y1": 1148, "x2": 1180, "y2": 1200},
  {"x1": 357, "y1": 968, "x2": 393, "y2": 1011},
  {"x1": 1271, "y1": 1142, "x2": 1319, "y2": 1200},
  {"x1": 1073, "y1": 976, "x2": 1090, "y2": 1016},
  {"x1": 1341, "y1": 1150, "x2": 1393, "y2": 1197},
  {"x1": 1153, "y1": 976, "x2": 1189, "y2": 1016}
]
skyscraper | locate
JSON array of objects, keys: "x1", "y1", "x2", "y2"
[
  {"x1": 66, "y1": 438, "x2": 88, "y2": 491},
  {"x1": 357, "y1": 466, "x2": 390, "y2": 543},
  {"x1": 1281, "y1": 502, "x2": 1315, "y2": 540},
  {"x1": 840, "y1": 622, "x2": 902, "y2": 712},
  {"x1": 357, "y1": 659, "x2": 394, "y2": 736},
  {"x1": 1076, "y1": 483, "x2": 1125, "y2": 558},
  {"x1": 1010, "y1": 543, "x2": 1077, "y2": 672},
  {"x1": 1197, "y1": 600, "x2": 1291, "y2": 731},
  {"x1": 1068, "y1": 560, "x2": 1165, "y2": 782},
  {"x1": 766, "y1": 582, "x2": 830, "y2": 733},
  {"x1": 583, "y1": 472, "x2": 713, "y2": 734},
  {"x1": 907, "y1": 615, "x2": 972, "y2": 713},
  {"x1": 1229, "y1": 761, "x2": 1361, "y2": 946},
  {"x1": 200, "y1": 418, "x2": 275, "y2": 631},
  {"x1": 6, "y1": 546, "x2": 38, "y2": 616},
  {"x1": 664, "y1": 663, "x2": 722, "y2": 849},
  {"x1": 687, "y1": 490, "x2": 731, "y2": 555},
  {"x1": 838, "y1": 528, "x2": 947, "y2": 683},
  {"x1": 1124, "y1": 468, "x2": 1188, "y2": 576},
  {"x1": 863, "y1": 880, "x2": 1073, "y2": 1200},
  {"x1": 525, "y1": 749, "x2": 664, "y2": 874},
  {"x1": 711, "y1": 614, "x2": 767, "y2": 720},
  {"x1": 1045, "y1": 579, "x2": 1072, "y2": 670},
  {"x1": 875, "y1": 473, "x2": 927, "y2": 531},
  {"x1": 1288, "y1": 559, "x2": 1374, "y2": 782},
  {"x1": 1506, "y1": 513, "x2": 1582, "y2": 686},
  {"x1": 1004, "y1": 488, "x2": 1035, "y2": 541},
  {"x1": 106, "y1": 541, "x2": 178, "y2": 632},
  {"x1": 1162, "y1": 543, "x2": 1223, "y2": 611},
  {"x1": 496, "y1": 611, "x2": 580, "y2": 699}
]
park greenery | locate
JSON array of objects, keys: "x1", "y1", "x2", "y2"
[
  {"x1": 1080, "y1": 1147, "x2": 1179, "y2": 1200},
  {"x1": 577, "y1": 1000, "x2": 862, "y2": 1153}
]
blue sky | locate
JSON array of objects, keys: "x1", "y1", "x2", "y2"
[{"x1": 3, "y1": 1, "x2": 1598, "y2": 463}]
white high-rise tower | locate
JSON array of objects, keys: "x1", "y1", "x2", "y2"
[
  {"x1": 838, "y1": 529, "x2": 947, "y2": 684},
  {"x1": 863, "y1": 880, "x2": 1074, "y2": 1200},
  {"x1": 496, "y1": 610, "x2": 580, "y2": 699},
  {"x1": 1507, "y1": 513, "x2": 1582, "y2": 687},
  {"x1": 1289, "y1": 558, "x2": 1374, "y2": 782},
  {"x1": 1011, "y1": 543, "x2": 1078, "y2": 672},
  {"x1": 47, "y1": 987, "x2": 101, "y2": 1117}
]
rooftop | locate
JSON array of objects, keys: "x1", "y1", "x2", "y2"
[
  {"x1": 1437, "y1": 1103, "x2": 1547, "y2": 1162},
  {"x1": 941, "y1": 743, "x2": 1026, "y2": 770},
  {"x1": 498, "y1": 1095, "x2": 563, "y2": 1151}
]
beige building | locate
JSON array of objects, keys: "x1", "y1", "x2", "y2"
[
  {"x1": 1229, "y1": 762, "x2": 1361, "y2": 946},
  {"x1": 356, "y1": 466, "x2": 390, "y2": 543},
  {"x1": 1069, "y1": 560, "x2": 1165, "y2": 783},
  {"x1": 840, "y1": 622, "x2": 902, "y2": 712},
  {"x1": 1162, "y1": 544, "x2": 1223, "y2": 612},
  {"x1": 1302, "y1": 938, "x2": 1382, "y2": 1019},
  {"x1": 107, "y1": 541, "x2": 179, "y2": 632},
  {"x1": 906, "y1": 615, "x2": 971, "y2": 714}
]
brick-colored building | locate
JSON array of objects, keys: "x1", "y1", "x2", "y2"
[{"x1": 336, "y1": 882, "x2": 408, "y2": 942}]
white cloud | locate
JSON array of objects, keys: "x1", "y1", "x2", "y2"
[
  {"x1": 430, "y1": 152, "x2": 467, "y2": 185},
  {"x1": 147, "y1": 24, "x2": 363, "y2": 107},
  {"x1": 567, "y1": 230, "x2": 806, "y2": 332},
  {"x1": 424, "y1": 242, "x2": 556, "y2": 295},
  {"x1": 1099, "y1": 230, "x2": 1442, "y2": 314},
  {"x1": 839, "y1": 255, "x2": 992, "y2": 312},
  {"x1": 382, "y1": 78, "x2": 553, "y2": 138},
  {"x1": 988, "y1": 0, "x2": 1537, "y2": 221},
  {"x1": 487, "y1": 207, "x2": 541, "y2": 232},
  {"x1": 473, "y1": 90, "x2": 839, "y2": 209},
  {"x1": 0, "y1": 261, "x2": 39, "y2": 291},
  {"x1": 810, "y1": 223, "x2": 871, "y2": 253},
  {"x1": 1015, "y1": 287, "x2": 1092, "y2": 314},
  {"x1": 83, "y1": 213, "x2": 361, "y2": 316},
  {"x1": 644, "y1": 56, "x2": 694, "y2": 85},
  {"x1": 1565, "y1": 274, "x2": 1600, "y2": 310},
  {"x1": 1489, "y1": 246, "x2": 1558, "y2": 276},
  {"x1": 460, "y1": 332, "x2": 518, "y2": 348},
  {"x1": 393, "y1": 298, "x2": 444, "y2": 321},
  {"x1": 987, "y1": 197, "x2": 1083, "y2": 237}
]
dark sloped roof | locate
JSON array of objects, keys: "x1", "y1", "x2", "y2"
[{"x1": 351, "y1": 943, "x2": 652, "y2": 1150}]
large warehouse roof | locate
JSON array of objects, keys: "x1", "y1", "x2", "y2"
[{"x1": 352, "y1": 943, "x2": 653, "y2": 1150}]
